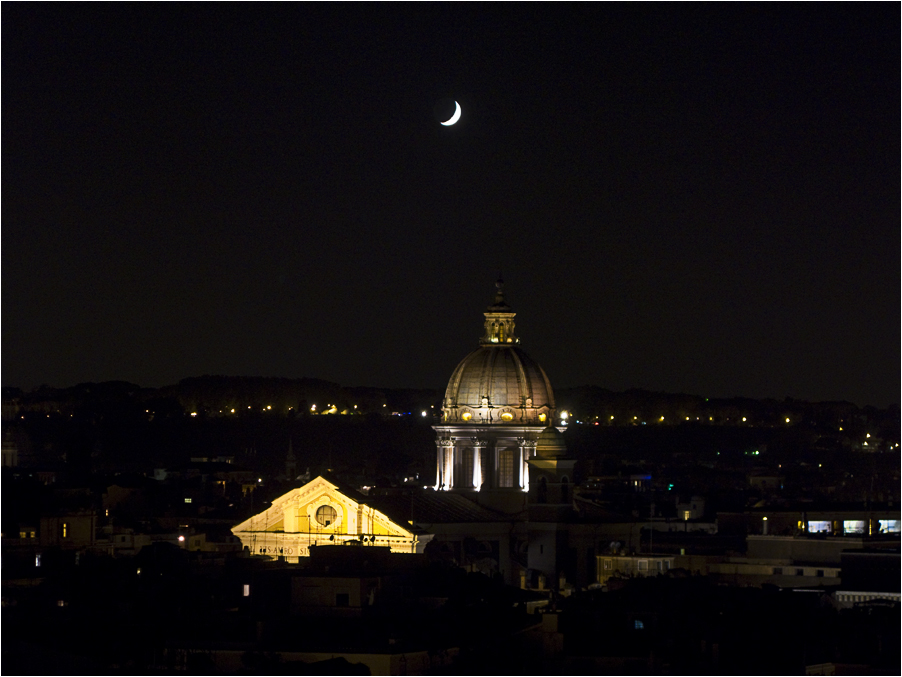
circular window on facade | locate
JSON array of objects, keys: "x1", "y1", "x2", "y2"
[
  {"x1": 461, "y1": 412, "x2": 472, "y2": 421},
  {"x1": 315, "y1": 505, "x2": 337, "y2": 527},
  {"x1": 538, "y1": 413, "x2": 547, "y2": 423},
  {"x1": 500, "y1": 412, "x2": 513, "y2": 421}
]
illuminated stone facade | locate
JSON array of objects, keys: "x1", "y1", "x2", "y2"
[
  {"x1": 434, "y1": 280, "x2": 556, "y2": 494},
  {"x1": 231, "y1": 476, "x2": 424, "y2": 562}
]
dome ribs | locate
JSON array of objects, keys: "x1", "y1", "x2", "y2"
[{"x1": 511, "y1": 349, "x2": 532, "y2": 420}]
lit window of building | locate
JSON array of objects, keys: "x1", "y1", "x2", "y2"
[{"x1": 843, "y1": 520, "x2": 866, "y2": 534}]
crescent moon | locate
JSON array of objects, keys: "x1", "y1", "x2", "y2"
[{"x1": 440, "y1": 101, "x2": 461, "y2": 126}]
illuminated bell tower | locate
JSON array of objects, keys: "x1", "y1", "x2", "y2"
[{"x1": 434, "y1": 280, "x2": 556, "y2": 511}]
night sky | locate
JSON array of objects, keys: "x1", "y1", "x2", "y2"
[{"x1": 3, "y1": 4, "x2": 899, "y2": 407}]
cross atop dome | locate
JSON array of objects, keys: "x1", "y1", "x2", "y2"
[
  {"x1": 481, "y1": 278, "x2": 519, "y2": 345},
  {"x1": 487, "y1": 277, "x2": 511, "y2": 311}
]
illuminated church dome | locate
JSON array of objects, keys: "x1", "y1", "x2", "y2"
[
  {"x1": 441, "y1": 280, "x2": 555, "y2": 425},
  {"x1": 434, "y1": 280, "x2": 556, "y2": 495}
]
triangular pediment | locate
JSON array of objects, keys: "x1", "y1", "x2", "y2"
[{"x1": 231, "y1": 476, "x2": 413, "y2": 540}]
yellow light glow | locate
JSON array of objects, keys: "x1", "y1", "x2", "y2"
[
  {"x1": 231, "y1": 409, "x2": 235, "y2": 413},
  {"x1": 462, "y1": 412, "x2": 472, "y2": 421},
  {"x1": 611, "y1": 416, "x2": 615, "y2": 420},
  {"x1": 561, "y1": 411, "x2": 569, "y2": 419},
  {"x1": 785, "y1": 417, "x2": 790, "y2": 423},
  {"x1": 742, "y1": 417, "x2": 747, "y2": 422},
  {"x1": 501, "y1": 412, "x2": 513, "y2": 421},
  {"x1": 763, "y1": 516, "x2": 768, "y2": 521},
  {"x1": 267, "y1": 405, "x2": 272, "y2": 410},
  {"x1": 866, "y1": 433, "x2": 870, "y2": 438},
  {"x1": 538, "y1": 413, "x2": 547, "y2": 422}
]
